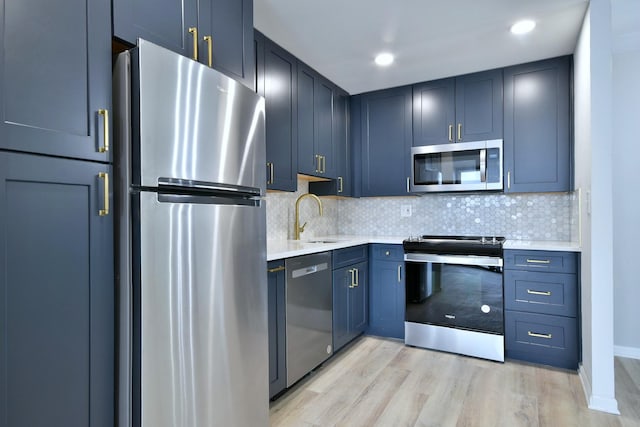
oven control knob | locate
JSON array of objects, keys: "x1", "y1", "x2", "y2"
[{"x1": 481, "y1": 304, "x2": 491, "y2": 313}]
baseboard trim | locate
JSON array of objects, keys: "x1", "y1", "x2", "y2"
[
  {"x1": 578, "y1": 364, "x2": 621, "y2": 415},
  {"x1": 614, "y1": 345, "x2": 640, "y2": 360}
]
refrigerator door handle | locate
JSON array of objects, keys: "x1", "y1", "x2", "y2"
[
  {"x1": 157, "y1": 193, "x2": 261, "y2": 207},
  {"x1": 158, "y1": 177, "x2": 262, "y2": 197}
]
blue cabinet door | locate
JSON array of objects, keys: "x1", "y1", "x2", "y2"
[
  {"x1": 455, "y1": 69, "x2": 503, "y2": 142},
  {"x1": 198, "y1": 0, "x2": 254, "y2": 89},
  {"x1": 309, "y1": 86, "x2": 350, "y2": 196},
  {"x1": 0, "y1": 0, "x2": 111, "y2": 162},
  {"x1": 412, "y1": 78, "x2": 455, "y2": 146},
  {"x1": 360, "y1": 86, "x2": 412, "y2": 196},
  {"x1": 349, "y1": 261, "x2": 368, "y2": 336},
  {"x1": 267, "y1": 261, "x2": 286, "y2": 398},
  {"x1": 297, "y1": 63, "x2": 336, "y2": 178},
  {"x1": 333, "y1": 260, "x2": 368, "y2": 352},
  {"x1": 257, "y1": 32, "x2": 298, "y2": 192},
  {"x1": 114, "y1": 0, "x2": 254, "y2": 89},
  {"x1": 368, "y1": 245, "x2": 405, "y2": 339},
  {"x1": 297, "y1": 64, "x2": 317, "y2": 175},
  {"x1": 113, "y1": 0, "x2": 198, "y2": 59},
  {"x1": 0, "y1": 152, "x2": 113, "y2": 427},
  {"x1": 503, "y1": 56, "x2": 571, "y2": 193}
]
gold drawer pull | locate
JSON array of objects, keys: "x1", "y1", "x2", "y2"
[
  {"x1": 98, "y1": 172, "x2": 109, "y2": 216},
  {"x1": 267, "y1": 265, "x2": 285, "y2": 273},
  {"x1": 98, "y1": 109, "x2": 109, "y2": 153},
  {"x1": 526, "y1": 259, "x2": 551, "y2": 264},
  {"x1": 188, "y1": 27, "x2": 198, "y2": 61},
  {"x1": 527, "y1": 289, "x2": 551, "y2": 296},
  {"x1": 203, "y1": 35, "x2": 213, "y2": 67},
  {"x1": 528, "y1": 331, "x2": 552, "y2": 339}
]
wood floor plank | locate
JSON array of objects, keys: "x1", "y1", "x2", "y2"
[{"x1": 269, "y1": 337, "x2": 640, "y2": 427}]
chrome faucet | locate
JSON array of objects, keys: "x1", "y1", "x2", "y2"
[{"x1": 294, "y1": 193, "x2": 323, "y2": 240}]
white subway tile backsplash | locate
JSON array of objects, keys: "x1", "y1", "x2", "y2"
[{"x1": 266, "y1": 178, "x2": 578, "y2": 242}]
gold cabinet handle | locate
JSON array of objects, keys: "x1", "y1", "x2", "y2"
[
  {"x1": 98, "y1": 172, "x2": 109, "y2": 216},
  {"x1": 397, "y1": 264, "x2": 402, "y2": 283},
  {"x1": 315, "y1": 154, "x2": 320, "y2": 173},
  {"x1": 528, "y1": 331, "x2": 552, "y2": 339},
  {"x1": 268, "y1": 265, "x2": 285, "y2": 273},
  {"x1": 406, "y1": 177, "x2": 410, "y2": 193},
  {"x1": 348, "y1": 269, "x2": 356, "y2": 288},
  {"x1": 355, "y1": 268, "x2": 359, "y2": 287},
  {"x1": 448, "y1": 124, "x2": 453, "y2": 142},
  {"x1": 526, "y1": 259, "x2": 551, "y2": 264},
  {"x1": 337, "y1": 177, "x2": 343, "y2": 193},
  {"x1": 507, "y1": 171, "x2": 511, "y2": 190},
  {"x1": 527, "y1": 289, "x2": 552, "y2": 296},
  {"x1": 267, "y1": 162, "x2": 274, "y2": 184},
  {"x1": 457, "y1": 123, "x2": 462, "y2": 141},
  {"x1": 322, "y1": 156, "x2": 326, "y2": 173},
  {"x1": 203, "y1": 35, "x2": 213, "y2": 67},
  {"x1": 98, "y1": 109, "x2": 109, "y2": 153},
  {"x1": 188, "y1": 27, "x2": 198, "y2": 61}
]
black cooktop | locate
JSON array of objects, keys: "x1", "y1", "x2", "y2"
[{"x1": 403, "y1": 235, "x2": 506, "y2": 257}]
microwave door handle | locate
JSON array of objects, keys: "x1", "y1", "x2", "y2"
[{"x1": 480, "y1": 149, "x2": 487, "y2": 183}]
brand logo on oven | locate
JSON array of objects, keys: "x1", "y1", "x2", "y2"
[{"x1": 445, "y1": 314, "x2": 456, "y2": 319}]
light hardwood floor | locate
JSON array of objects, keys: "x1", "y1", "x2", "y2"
[{"x1": 270, "y1": 336, "x2": 640, "y2": 427}]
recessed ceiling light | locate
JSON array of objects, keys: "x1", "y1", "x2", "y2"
[
  {"x1": 374, "y1": 52, "x2": 394, "y2": 67},
  {"x1": 510, "y1": 19, "x2": 536, "y2": 35}
]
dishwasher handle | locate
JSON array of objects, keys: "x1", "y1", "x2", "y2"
[{"x1": 291, "y1": 262, "x2": 329, "y2": 279}]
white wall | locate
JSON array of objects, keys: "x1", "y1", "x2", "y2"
[
  {"x1": 612, "y1": 0, "x2": 640, "y2": 358},
  {"x1": 574, "y1": 0, "x2": 619, "y2": 414}
]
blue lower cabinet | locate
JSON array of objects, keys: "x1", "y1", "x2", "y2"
[
  {"x1": 332, "y1": 246, "x2": 368, "y2": 352},
  {"x1": 368, "y1": 244, "x2": 405, "y2": 339},
  {"x1": 505, "y1": 311, "x2": 578, "y2": 370},
  {"x1": 504, "y1": 249, "x2": 580, "y2": 370},
  {"x1": 267, "y1": 261, "x2": 286, "y2": 398},
  {"x1": 0, "y1": 152, "x2": 113, "y2": 426}
]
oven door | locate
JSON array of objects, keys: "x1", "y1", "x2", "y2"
[{"x1": 404, "y1": 253, "x2": 504, "y2": 334}]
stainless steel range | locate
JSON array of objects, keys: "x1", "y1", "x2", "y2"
[{"x1": 403, "y1": 235, "x2": 506, "y2": 362}]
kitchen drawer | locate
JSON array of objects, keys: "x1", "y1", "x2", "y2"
[
  {"x1": 333, "y1": 245, "x2": 368, "y2": 269},
  {"x1": 369, "y1": 244, "x2": 404, "y2": 261},
  {"x1": 504, "y1": 271, "x2": 577, "y2": 317},
  {"x1": 504, "y1": 250, "x2": 578, "y2": 274},
  {"x1": 505, "y1": 310, "x2": 578, "y2": 370}
]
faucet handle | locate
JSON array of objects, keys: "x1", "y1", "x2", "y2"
[{"x1": 300, "y1": 222, "x2": 307, "y2": 232}]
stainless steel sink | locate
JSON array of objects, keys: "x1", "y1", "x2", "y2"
[{"x1": 306, "y1": 239, "x2": 339, "y2": 244}]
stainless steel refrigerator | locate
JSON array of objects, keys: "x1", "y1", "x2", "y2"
[{"x1": 114, "y1": 39, "x2": 268, "y2": 427}]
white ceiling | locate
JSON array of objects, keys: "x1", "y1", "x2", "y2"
[{"x1": 254, "y1": 0, "x2": 590, "y2": 94}]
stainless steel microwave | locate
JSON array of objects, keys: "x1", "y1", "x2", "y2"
[{"x1": 410, "y1": 139, "x2": 503, "y2": 193}]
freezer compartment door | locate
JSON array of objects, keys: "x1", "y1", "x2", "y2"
[
  {"x1": 135, "y1": 192, "x2": 268, "y2": 427},
  {"x1": 132, "y1": 39, "x2": 266, "y2": 193}
]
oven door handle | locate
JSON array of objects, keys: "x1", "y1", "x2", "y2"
[{"x1": 404, "y1": 252, "x2": 503, "y2": 268}]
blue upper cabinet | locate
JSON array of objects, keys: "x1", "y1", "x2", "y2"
[
  {"x1": 198, "y1": 0, "x2": 254, "y2": 89},
  {"x1": 113, "y1": 0, "x2": 254, "y2": 89},
  {"x1": 503, "y1": 56, "x2": 572, "y2": 193},
  {"x1": 256, "y1": 32, "x2": 298, "y2": 192},
  {"x1": 112, "y1": 0, "x2": 198, "y2": 59},
  {"x1": 297, "y1": 62, "x2": 336, "y2": 178},
  {"x1": 412, "y1": 78, "x2": 455, "y2": 146},
  {"x1": 309, "y1": 86, "x2": 351, "y2": 196},
  {"x1": 0, "y1": 0, "x2": 111, "y2": 162},
  {"x1": 360, "y1": 86, "x2": 412, "y2": 196},
  {"x1": 413, "y1": 69, "x2": 502, "y2": 146},
  {"x1": 455, "y1": 69, "x2": 503, "y2": 142}
]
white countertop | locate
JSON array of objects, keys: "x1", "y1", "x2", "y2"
[
  {"x1": 267, "y1": 235, "x2": 405, "y2": 261},
  {"x1": 503, "y1": 240, "x2": 581, "y2": 252},
  {"x1": 267, "y1": 235, "x2": 580, "y2": 261}
]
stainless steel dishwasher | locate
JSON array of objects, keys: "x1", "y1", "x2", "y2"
[{"x1": 285, "y1": 251, "x2": 333, "y2": 387}]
